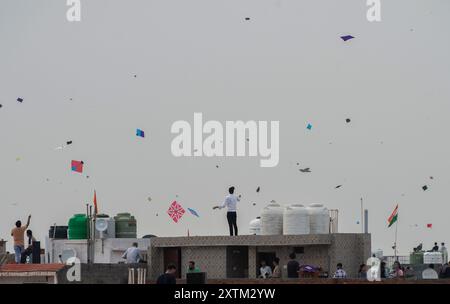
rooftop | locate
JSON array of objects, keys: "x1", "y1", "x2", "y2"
[
  {"x1": 0, "y1": 263, "x2": 65, "y2": 273},
  {"x1": 151, "y1": 234, "x2": 340, "y2": 247}
]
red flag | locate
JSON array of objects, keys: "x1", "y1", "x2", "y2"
[
  {"x1": 427, "y1": 223, "x2": 432, "y2": 228},
  {"x1": 93, "y1": 190, "x2": 98, "y2": 215}
]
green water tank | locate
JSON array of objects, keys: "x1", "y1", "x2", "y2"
[
  {"x1": 68, "y1": 214, "x2": 88, "y2": 239},
  {"x1": 114, "y1": 213, "x2": 137, "y2": 238},
  {"x1": 410, "y1": 251, "x2": 424, "y2": 265}
]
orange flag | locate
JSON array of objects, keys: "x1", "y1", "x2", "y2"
[{"x1": 93, "y1": 190, "x2": 99, "y2": 215}]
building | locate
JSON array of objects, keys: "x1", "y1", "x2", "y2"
[
  {"x1": 148, "y1": 233, "x2": 371, "y2": 280},
  {"x1": 45, "y1": 237, "x2": 151, "y2": 264},
  {"x1": 0, "y1": 264, "x2": 65, "y2": 284}
]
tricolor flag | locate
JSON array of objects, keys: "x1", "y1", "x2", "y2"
[{"x1": 388, "y1": 204, "x2": 398, "y2": 228}]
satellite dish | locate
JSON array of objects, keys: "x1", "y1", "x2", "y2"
[
  {"x1": 96, "y1": 218, "x2": 108, "y2": 232},
  {"x1": 96, "y1": 218, "x2": 108, "y2": 239},
  {"x1": 61, "y1": 248, "x2": 76, "y2": 264}
]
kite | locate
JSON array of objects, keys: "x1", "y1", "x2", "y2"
[
  {"x1": 147, "y1": 197, "x2": 152, "y2": 202},
  {"x1": 17, "y1": 97, "x2": 23, "y2": 103},
  {"x1": 299, "y1": 168, "x2": 311, "y2": 173},
  {"x1": 422, "y1": 185, "x2": 428, "y2": 191},
  {"x1": 136, "y1": 129, "x2": 145, "y2": 138},
  {"x1": 430, "y1": 176, "x2": 434, "y2": 180},
  {"x1": 346, "y1": 118, "x2": 351, "y2": 123},
  {"x1": 306, "y1": 123, "x2": 312, "y2": 130},
  {"x1": 340, "y1": 35, "x2": 354, "y2": 42},
  {"x1": 0, "y1": 104, "x2": 2, "y2": 108},
  {"x1": 335, "y1": 185, "x2": 342, "y2": 189},
  {"x1": 187, "y1": 208, "x2": 200, "y2": 217},
  {"x1": 427, "y1": 224, "x2": 432, "y2": 228},
  {"x1": 66, "y1": 141, "x2": 73, "y2": 145},
  {"x1": 256, "y1": 186, "x2": 260, "y2": 193},
  {"x1": 216, "y1": 165, "x2": 219, "y2": 168},
  {"x1": 71, "y1": 160, "x2": 84, "y2": 173},
  {"x1": 245, "y1": 17, "x2": 250, "y2": 21},
  {"x1": 167, "y1": 201, "x2": 185, "y2": 223},
  {"x1": 252, "y1": 202, "x2": 256, "y2": 206}
]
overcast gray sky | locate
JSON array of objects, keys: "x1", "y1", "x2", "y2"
[{"x1": 1, "y1": 0, "x2": 449, "y2": 256}]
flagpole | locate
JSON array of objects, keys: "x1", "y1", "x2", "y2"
[
  {"x1": 394, "y1": 213, "x2": 398, "y2": 261},
  {"x1": 360, "y1": 198, "x2": 363, "y2": 234}
]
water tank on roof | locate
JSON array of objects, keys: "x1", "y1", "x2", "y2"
[
  {"x1": 261, "y1": 201, "x2": 283, "y2": 235},
  {"x1": 307, "y1": 204, "x2": 329, "y2": 234},
  {"x1": 424, "y1": 252, "x2": 443, "y2": 264},
  {"x1": 249, "y1": 217, "x2": 261, "y2": 235},
  {"x1": 283, "y1": 204, "x2": 310, "y2": 235},
  {"x1": 68, "y1": 214, "x2": 88, "y2": 240},
  {"x1": 114, "y1": 213, "x2": 137, "y2": 238}
]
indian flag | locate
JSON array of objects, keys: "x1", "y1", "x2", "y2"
[{"x1": 388, "y1": 204, "x2": 398, "y2": 228}]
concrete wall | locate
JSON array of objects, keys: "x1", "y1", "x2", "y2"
[
  {"x1": 181, "y1": 246, "x2": 227, "y2": 279},
  {"x1": 56, "y1": 264, "x2": 144, "y2": 284},
  {"x1": 328, "y1": 233, "x2": 371, "y2": 278},
  {"x1": 147, "y1": 234, "x2": 371, "y2": 280},
  {"x1": 46, "y1": 238, "x2": 151, "y2": 264},
  {"x1": 0, "y1": 275, "x2": 55, "y2": 284}
]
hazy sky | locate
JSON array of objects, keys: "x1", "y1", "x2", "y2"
[{"x1": 1, "y1": 0, "x2": 449, "y2": 257}]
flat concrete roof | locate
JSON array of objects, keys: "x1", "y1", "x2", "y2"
[{"x1": 151, "y1": 234, "x2": 336, "y2": 247}]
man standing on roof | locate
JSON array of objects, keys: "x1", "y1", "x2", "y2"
[
  {"x1": 213, "y1": 186, "x2": 240, "y2": 236},
  {"x1": 11, "y1": 215, "x2": 31, "y2": 264}
]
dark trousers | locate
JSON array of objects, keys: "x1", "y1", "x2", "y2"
[{"x1": 227, "y1": 212, "x2": 238, "y2": 236}]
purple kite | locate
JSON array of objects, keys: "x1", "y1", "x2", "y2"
[{"x1": 340, "y1": 35, "x2": 355, "y2": 42}]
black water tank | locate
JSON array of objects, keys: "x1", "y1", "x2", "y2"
[
  {"x1": 32, "y1": 241, "x2": 41, "y2": 264},
  {"x1": 49, "y1": 226, "x2": 68, "y2": 239},
  {"x1": 186, "y1": 272, "x2": 206, "y2": 284}
]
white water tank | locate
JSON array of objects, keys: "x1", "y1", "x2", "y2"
[
  {"x1": 373, "y1": 249, "x2": 384, "y2": 259},
  {"x1": 283, "y1": 204, "x2": 310, "y2": 235},
  {"x1": 261, "y1": 201, "x2": 284, "y2": 235},
  {"x1": 424, "y1": 252, "x2": 443, "y2": 264},
  {"x1": 249, "y1": 217, "x2": 261, "y2": 235},
  {"x1": 307, "y1": 203, "x2": 329, "y2": 234}
]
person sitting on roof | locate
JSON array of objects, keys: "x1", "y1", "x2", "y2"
[
  {"x1": 187, "y1": 261, "x2": 200, "y2": 273},
  {"x1": 20, "y1": 230, "x2": 36, "y2": 264},
  {"x1": 332, "y1": 263, "x2": 347, "y2": 279},
  {"x1": 259, "y1": 260, "x2": 272, "y2": 278},
  {"x1": 122, "y1": 242, "x2": 142, "y2": 264},
  {"x1": 389, "y1": 261, "x2": 404, "y2": 278}
]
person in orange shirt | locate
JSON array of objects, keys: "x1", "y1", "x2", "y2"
[{"x1": 11, "y1": 215, "x2": 31, "y2": 264}]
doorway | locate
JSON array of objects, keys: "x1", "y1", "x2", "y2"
[
  {"x1": 163, "y1": 247, "x2": 182, "y2": 278},
  {"x1": 256, "y1": 252, "x2": 276, "y2": 277},
  {"x1": 226, "y1": 246, "x2": 248, "y2": 278}
]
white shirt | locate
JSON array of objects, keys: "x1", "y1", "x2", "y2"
[
  {"x1": 122, "y1": 247, "x2": 142, "y2": 264},
  {"x1": 219, "y1": 194, "x2": 239, "y2": 212},
  {"x1": 260, "y1": 266, "x2": 272, "y2": 278}
]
